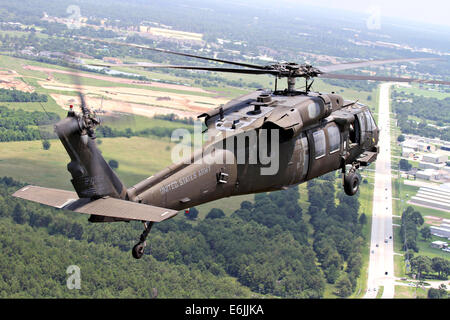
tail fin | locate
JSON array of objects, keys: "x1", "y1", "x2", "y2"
[{"x1": 55, "y1": 112, "x2": 126, "y2": 200}]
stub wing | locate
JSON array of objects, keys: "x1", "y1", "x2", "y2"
[{"x1": 12, "y1": 185, "x2": 178, "y2": 222}]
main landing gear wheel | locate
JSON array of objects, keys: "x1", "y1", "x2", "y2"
[
  {"x1": 132, "y1": 242, "x2": 145, "y2": 259},
  {"x1": 342, "y1": 162, "x2": 361, "y2": 196},
  {"x1": 132, "y1": 221, "x2": 154, "y2": 259},
  {"x1": 344, "y1": 172, "x2": 360, "y2": 196}
]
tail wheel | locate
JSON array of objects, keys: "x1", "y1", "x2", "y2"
[{"x1": 344, "y1": 172, "x2": 360, "y2": 196}]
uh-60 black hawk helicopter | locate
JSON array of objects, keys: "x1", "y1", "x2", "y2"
[{"x1": 12, "y1": 37, "x2": 450, "y2": 259}]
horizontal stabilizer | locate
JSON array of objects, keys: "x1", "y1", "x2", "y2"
[{"x1": 12, "y1": 185, "x2": 178, "y2": 222}]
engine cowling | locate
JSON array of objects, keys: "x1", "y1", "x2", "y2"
[{"x1": 263, "y1": 96, "x2": 333, "y2": 140}]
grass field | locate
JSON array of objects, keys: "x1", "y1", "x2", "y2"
[
  {"x1": 0, "y1": 136, "x2": 254, "y2": 217},
  {"x1": 393, "y1": 85, "x2": 450, "y2": 100},
  {"x1": 394, "y1": 284, "x2": 427, "y2": 298},
  {"x1": 0, "y1": 137, "x2": 173, "y2": 189},
  {"x1": 351, "y1": 174, "x2": 375, "y2": 298},
  {"x1": 394, "y1": 254, "x2": 406, "y2": 278}
]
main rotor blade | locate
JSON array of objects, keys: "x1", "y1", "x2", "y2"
[
  {"x1": 76, "y1": 36, "x2": 266, "y2": 70},
  {"x1": 319, "y1": 73, "x2": 450, "y2": 85},
  {"x1": 87, "y1": 62, "x2": 280, "y2": 75},
  {"x1": 63, "y1": 55, "x2": 90, "y2": 115},
  {"x1": 319, "y1": 57, "x2": 442, "y2": 73}
]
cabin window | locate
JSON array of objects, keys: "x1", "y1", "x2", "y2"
[
  {"x1": 300, "y1": 134, "x2": 309, "y2": 179},
  {"x1": 327, "y1": 125, "x2": 341, "y2": 153},
  {"x1": 313, "y1": 129, "x2": 326, "y2": 159}
]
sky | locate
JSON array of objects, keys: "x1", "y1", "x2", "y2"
[{"x1": 282, "y1": 0, "x2": 450, "y2": 27}]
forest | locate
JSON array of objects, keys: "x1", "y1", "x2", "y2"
[
  {"x1": 0, "y1": 88, "x2": 47, "y2": 103},
  {"x1": 0, "y1": 106, "x2": 195, "y2": 142},
  {"x1": 0, "y1": 105, "x2": 59, "y2": 141},
  {"x1": 0, "y1": 171, "x2": 366, "y2": 298}
]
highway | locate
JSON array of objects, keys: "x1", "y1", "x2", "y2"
[{"x1": 364, "y1": 83, "x2": 395, "y2": 298}]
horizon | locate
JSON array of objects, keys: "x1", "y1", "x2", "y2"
[{"x1": 279, "y1": 0, "x2": 450, "y2": 28}]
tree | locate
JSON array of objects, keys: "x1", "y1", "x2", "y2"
[
  {"x1": 68, "y1": 222, "x2": 84, "y2": 240},
  {"x1": 397, "y1": 134, "x2": 405, "y2": 142},
  {"x1": 335, "y1": 274, "x2": 352, "y2": 297},
  {"x1": 205, "y1": 208, "x2": 225, "y2": 220},
  {"x1": 410, "y1": 210, "x2": 424, "y2": 226},
  {"x1": 185, "y1": 207, "x2": 199, "y2": 220},
  {"x1": 125, "y1": 128, "x2": 133, "y2": 138},
  {"x1": 431, "y1": 257, "x2": 450, "y2": 279},
  {"x1": 42, "y1": 139, "x2": 51, "y2": 150},
  {"x1": 240, "y1": 201, "x2": 253, "y2": 210},
  {"x1": 400, "y1": 207, "x2": 423, "y2": 252},
  {"x1": 358, "y1": 213, "x2": 367, "y2": 225},
  {"x1": 399, "y1": 159, "x2": 412, "y2": 171},
  {"x1": 420, "y1": 226, "x2": 431, "y2": 240},
  {"x1": 322, "y1": 250, "x2": 343, "y2": 284},
  {"x1": 108, "y1": 159, "x2": 119, "y2": 169},
  {"x1": 427, "y1": 285, "x2": 448, "y2": 299},
  {"x1": 410, "y1": 256, "x2": 432, "y2": 279},
  {"x1": 404, "y1": 250, "x2": 415, "y2": 261},
  {"x1": 12, "y1": 203, "x2": 27, "y2": 224}
]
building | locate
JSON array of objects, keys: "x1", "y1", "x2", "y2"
[
  {"x1": 402, "y1": 147, "x2": 415, "y2": 158},
  {"x1": 431, "y1": 241, "x2": 448, "y2": 249},
  {"x1": 102, "y1": 57, "x2": 123, "y2": 64},
  {"x1": 422, "y1": 154, "x2": 448, "y2": 164},
  {"x1": 430, "y1": 226, "x2": 450, "y2": 238},
  {"x1": 418, "y1": 162, "x2": 446, "y2": 170},
  {"x1": 404, "y1": 134, "x2": 447, "y2": 146},
  {"x1": 409, "y1": 185, "x2": 450, "y2": 212},
  {"x1": 416, "y1": 142, "x2": 436, "y2": 152},
  {"x1": 139, "y1": 25, "x2": 149, "y2": 33},
  {"x1": 401, "y1": 140, "x2": 419, "y2": 151},
  {"x1": 415, "y1": 169, "x2": 441, "y2": 180}
]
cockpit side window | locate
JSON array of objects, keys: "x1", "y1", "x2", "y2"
[
  {"x1": 356, "y1": 113, "x2": 366, "y2": 144},
  {"x1": 364, "y1": 110, "x2": 377, "y2": 131}
]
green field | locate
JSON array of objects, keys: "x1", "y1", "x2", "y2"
[
  {"x1": 394, "y1": 85, "x2": 450, "y2": 100},
  {"x1": 0, "y1": 137, "x2": 173, "y2": 189},
  {"x1": 0, "y1": 136, "x2": 254, "y2": 217},
  {"x1": 394, "y1": 285, "x2": 427, "y2": 298}
]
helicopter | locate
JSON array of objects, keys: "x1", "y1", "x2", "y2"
[{"x1": 12, "y1": 37, "x2": 450, "y2": 259}]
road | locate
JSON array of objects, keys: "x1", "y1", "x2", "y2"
[{"x1": 364, "y1": 83, "x2": 395, "y2": 298}]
